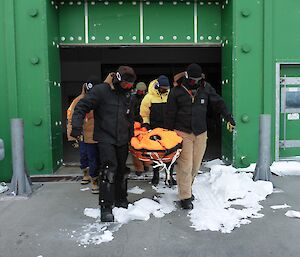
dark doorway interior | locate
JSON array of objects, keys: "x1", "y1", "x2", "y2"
[{"x1": 60, "y1": 46, "x2": 222, "y2": 165}]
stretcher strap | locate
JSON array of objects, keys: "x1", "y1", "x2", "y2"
[{"x1": 151, "y1": 149, "x2": 182, "y2": 186}]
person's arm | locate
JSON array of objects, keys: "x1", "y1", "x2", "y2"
[
  {"x1": 164, "y1": 88, "x2": 178, "y2": 130},
  {"x1": 140, "y1": 94, "x2": 151, "y2": 126},
  {"x1": 207, "y1": 83, "x2": 235, "y2": 130},
  {"x1": 71, "y1": 86, "x2": 101, "y2": 137}
]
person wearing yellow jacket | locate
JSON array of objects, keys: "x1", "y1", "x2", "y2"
[
  {"x1": 67, "y1": 77, "x2": 100, "y2": 193},
  {"x1": 140, "y1": 75, "x2": 176, "y2": 186}
]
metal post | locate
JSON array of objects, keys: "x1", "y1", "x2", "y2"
[
  {"x1": 10, "y1": 118, "x2": 32, "y2": 195},
  {"x1": 253, "y1": 114, "x2": 273, "y2": 182},
  {"x1": 0, "y1": 139, "x2": 4, "y2": 161}
]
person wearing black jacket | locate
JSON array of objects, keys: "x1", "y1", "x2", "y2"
[
  {"x1": 71, "y1": 66, "x2": 136, "y2": 222},
  {"x1": 165, "y1": 63, "x2": 235, "y2": 210}
]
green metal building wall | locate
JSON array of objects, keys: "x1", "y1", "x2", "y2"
[{"x1": 1, "y1": 0, "x2": 300, "y2": 181}]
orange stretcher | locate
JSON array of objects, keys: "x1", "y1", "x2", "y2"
[{"x1": 130, "y1": 122, "x2": 183, "y2": 185}]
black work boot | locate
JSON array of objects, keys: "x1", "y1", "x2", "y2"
[
  {"x1": 101, "y1": 206, "x2": 114, "y2": 222},
  {"x1": 180, "y1": 197, "x2": 194, "y2": 210},
  {"x1": 115, "y1": 198, "x2": 129, "y2": 209},
  {"x1": 151, "y1": 169, "x2": 159, "y2": 186}
]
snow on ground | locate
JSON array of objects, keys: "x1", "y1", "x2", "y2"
[
  {"x1": 75, "y1": 160, "x2": 274, "y2": 245},
  {"x1": 235, "y1": 160, "x2": 300, "y2": 176},
  {"x1": 271, "y1": 162, "x2": 300, "y2": 176},
  {"x1": 270, "y1": 204, "x2": 291, "y2": 210},
  {"x1": 285, "y1": 210, "x2": 300, "y2": 218},
  {"x1": 127, "y1": 186, "x2": 145, "y2": 194}
]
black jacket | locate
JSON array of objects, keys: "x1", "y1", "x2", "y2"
[
  {"x1": 72, "y1": 83, "x2": 134, "y2": 146},
  {"x1": 164, "y1": 82, "x2": 232, "y2": 136}
]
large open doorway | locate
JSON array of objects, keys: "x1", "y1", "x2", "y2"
[{"x1": 60, "y1": 46, "x2": 221, "y2": 166}]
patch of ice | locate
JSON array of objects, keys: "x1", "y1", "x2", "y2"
[
  {"x1": 127, "y1": 186, "x2": 145, "y2": 194},
  {"x1": 285, "y1": 210, "x2": 300, "y2": 218},
  {"x1": 270, "y1": 204, "x2": 291, "y2": 210}
]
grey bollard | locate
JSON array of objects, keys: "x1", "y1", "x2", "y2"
[
  {"x1": 253, "y1": 114, "x2": 272, "y2": 182},
  {"x1": 10, "y1": 119, "x2": 32, "y2": 195},
  {"x1": 0, "y1": 139, "x2": 4, "y2": 161}
]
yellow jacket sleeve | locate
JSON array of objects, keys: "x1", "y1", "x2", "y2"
[{"x1": 140, "y1": 94, "x2": 152, "y2": 124}]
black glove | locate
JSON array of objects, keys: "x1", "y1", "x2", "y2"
[
  {"x1": 225, "y1": 115, "x2": 236, "y2": 132},
  {"x1": 70, "y1": 127, "x2": 82, "y2": 138},
  {"x1": 141, "y1": 123, "x2": 151, "y2": 130}
]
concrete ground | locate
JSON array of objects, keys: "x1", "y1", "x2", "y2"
[{"x1": 0, "y1": 174, "x2": 300, "y2": 257}]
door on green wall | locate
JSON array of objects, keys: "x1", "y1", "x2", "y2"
[{"x1": 276, "y1": 63, "x2": 300, "y2": 160}]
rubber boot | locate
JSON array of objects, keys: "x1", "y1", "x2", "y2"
[
  {"x1": 115, "y1": 198, "x2": 129, "y2": 208},
  {"x1": 91, "y1": 177, "x2": 99, "y2": 194},
  {"x1": 81, "y1": 168, "x2": 91, "y2": 185},
  {"x1": 151, "y1": 169, "x2": 159, "y2": 186},
  {"x1": 101, "y1": 206, "x2": 114, "y2": 222},
  {"x1": 180, "y1": 197, "x2": 194, "y2": 210}
]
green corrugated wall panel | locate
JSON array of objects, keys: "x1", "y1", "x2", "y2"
[
  {"x1": 220, "y1": 0, "x2": 233, "y2": 164},
  {"x1": 13, "y1": 0, "x2": 54, "y2": 175},
  {"x1": 88, "y1": 1, "x2": 140, "y2": 44},
  {"x1": 143, "y1": 1, "x2": 194, "y2": 44},
  {"x1": 59, "y1": 1, "x2": 85, "y2": 44},
  {"x1": 57, "y1": 0, "x2": 223, "y2": 45},
  {"x1": 198, "y1": 1, "x2": 221, "y2": 44}
]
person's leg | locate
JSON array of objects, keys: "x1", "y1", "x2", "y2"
[
  {"x1": 79, "y1": 141, "x2": 90, "y2": 184},
  {"x1": 151, "y1": 166, "x2": 160, "y2": 186},
  {"x1": 98, "y1": 143, "x2": 117, "y2": 222},
  {"x1": 86, "y1": 143, "x2": 100, "y2": 194},
  {"x1": 115, "y1": 144, "x2": 130, "y2": 208},
  {"x1": 174, "y1": 130, "x2": 194, "y2": 209},
  {"x1": 192, "y1": 131, "x2": 207, "y2": 181}
]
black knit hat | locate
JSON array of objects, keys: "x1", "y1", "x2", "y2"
[
  {"x1": 157, "y1": 75, "x2": 170, "y2": 88},
  {"x1": 186, "y1": 63, "x2": 202, "y2": 78},
  {"x1": 116, "y1": 66, "x2": 136, "y2": 83}
]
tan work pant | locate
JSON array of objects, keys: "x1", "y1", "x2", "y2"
[{"x1": 175, "y1": 130, "x2": 207, "y2": 200}]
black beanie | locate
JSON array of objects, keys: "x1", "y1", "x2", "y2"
[
  {"x1": 186, "y1": 63, "x2": 202, "y2": 78},
  {"x1": 157, "y1": 75, "x2": 170, "y2": 88},
  {"x1": 117, "y1": 66, "x2": 136, "y2": 83}
]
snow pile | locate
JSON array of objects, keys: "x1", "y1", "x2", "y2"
[
  {"x1": 190, "y1": 164, "x2": 273, "y2": 233},
  {"x1": 127, "y1": 186, "x2": 145, "y2": 194}
]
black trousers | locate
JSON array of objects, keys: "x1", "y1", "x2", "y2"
[{"x1": 97, "y1": 143, "x2": 129, "y2": 206}]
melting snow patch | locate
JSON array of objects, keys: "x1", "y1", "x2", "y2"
[
  {"x1": 285, "y1": 210, "x2": 300, "y2": 218},
  {"x1": 127, "y1": 186, "x2": 145, "y2": 194},
  {"x1": 270, "y1": 204, "x2": 291, "y2": 210}
]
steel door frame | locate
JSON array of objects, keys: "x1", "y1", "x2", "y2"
[{"x1": 275, "y1": 62, "x2": 300, "y2": 161}]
